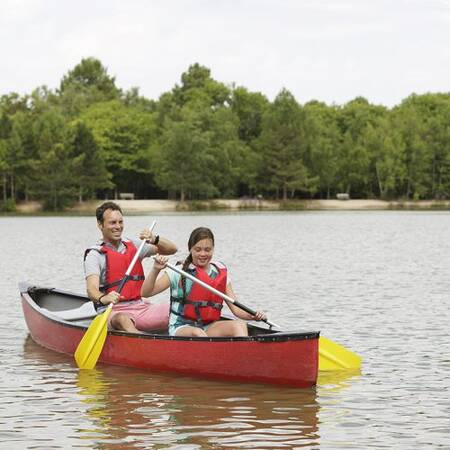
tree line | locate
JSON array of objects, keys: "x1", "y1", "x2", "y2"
[{"x1": 1, "y1": 58, "x2": 449, "y2": 210}]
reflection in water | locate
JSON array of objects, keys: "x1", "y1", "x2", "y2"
[
  {"x1": 317, "y1": 370, "x2": 361, "y2": 389},
  {"x1": 75, "y1": 366, "x2": 321, "y2": 449},
  {"x1": 23, "y1": 336, "x2": 323, "y2": 449}
]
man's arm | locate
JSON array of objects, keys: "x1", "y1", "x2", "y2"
[
  {"x1": 138, "y1": 229, "x2": 178, "y2": 256},
  {"x1": 86, "y1": 274, "x2": 120, "y2": 306},
  {"x1": 86, "y1": 274, "x2": 103, "y2": 305},
  {"x1": 84, "y1": 249, "x2": 119, "y2": 306},
  {"x1": 153, "y1": 236, "x2": 177, "y2": 255}
]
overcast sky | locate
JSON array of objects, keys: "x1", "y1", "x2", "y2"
[{"x1": 1, "y1": 0, "x2": 449, "y2": 107}]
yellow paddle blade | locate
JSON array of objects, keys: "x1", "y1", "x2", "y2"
[
  {"x1": 74, "y1": 305, "x2": 112, "y2": 369},
  {"x1": 319, "y1": 336, "x2": 362, "y2": 371}
]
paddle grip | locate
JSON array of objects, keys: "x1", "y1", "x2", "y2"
[{"x1": 233, "y1": 300, "x2": 279, "y2": 328}]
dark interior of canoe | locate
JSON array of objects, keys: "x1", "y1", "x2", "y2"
[{"x1": 22, "y1": 284, "x2": 319, "y2": 341}]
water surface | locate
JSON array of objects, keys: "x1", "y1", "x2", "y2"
[{"x1": 1, "y1": 211, "x2": 449, "y2": 449}]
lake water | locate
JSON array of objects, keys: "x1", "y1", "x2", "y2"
[{"x1": 1, "y1": 211, "x2": 449, "y2": 449}]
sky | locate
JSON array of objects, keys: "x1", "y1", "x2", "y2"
[{"x1": 1, "y1": 0, "x2": 449, "y2": 108}]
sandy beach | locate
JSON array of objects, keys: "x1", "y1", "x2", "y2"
[{"x1": 13, "y1": 198, "x2": 450, "y2": 214}]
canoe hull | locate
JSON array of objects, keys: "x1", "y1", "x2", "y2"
[{"x1": 20, "y1": 284, "x2": 319, "y2": 388}]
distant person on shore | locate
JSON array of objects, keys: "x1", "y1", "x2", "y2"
[
  {"x1": 84, "y1": 201, "x2": 178, "y2": 332},
  {"x1": 141, "y1": 226, "x2": 266, "y2": 337}
]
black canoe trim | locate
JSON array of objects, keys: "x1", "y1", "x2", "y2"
[{"x1": 20, "y1": 282, "x2": 320, "y2": 343}]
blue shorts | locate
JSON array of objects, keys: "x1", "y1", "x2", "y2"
[{"x1": 168, "y1": 316, "x2": 213, "y2": 336}]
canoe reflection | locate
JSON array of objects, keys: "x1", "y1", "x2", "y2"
[
  {"x1": 76, "y1": 367, "x2": 320, "y2": 449},
  {"x1": 22, "y1": 336, "x2": 352, "y2": 449}
]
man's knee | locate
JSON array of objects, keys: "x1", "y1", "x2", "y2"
[{"x1": 111, "y1": 312, "x2": 133, "y2": 330}]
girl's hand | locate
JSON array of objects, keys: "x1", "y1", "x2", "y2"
[
  {"x1": 252, "y1": 310, "x2": 267, "y2": 322},
  {"x1": 153, "y1": 254, "x2": 169, "y2": 270}
]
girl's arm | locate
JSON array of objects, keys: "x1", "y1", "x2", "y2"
[
  {"x1": 141, "y1": 256, "x2": 171, "y2": 297},
  {"x1": 224, "y1": 283, "x2": 266, "y2": 321}
]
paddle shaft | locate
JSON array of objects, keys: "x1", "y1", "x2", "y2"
[
  {"x1": 165, "y1": 262, "x2": 280, "y2": 328},
  {"x1": 116, "y1": 220, "x2": 156, "y2": 293}
]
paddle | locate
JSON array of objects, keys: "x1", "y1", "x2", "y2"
[
  {"x1": 318, "y1": 336, "x2": 362, "y2": 371},
  {"x1": 165, "y1": 261, "x2": 361, "y2": 371},
  {"x1": 164, "y1": 262, "x2": 280, "y2": 328},
  {"x1": 74, "y1": 221, "x2": 156, "y2": 369}
]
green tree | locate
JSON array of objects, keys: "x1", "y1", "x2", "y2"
[
  {"x1": 153, "y1": 64, "x2": 254, "y2": 199},
  {"x1": 303, "y1": 101, "x2": 341, "y2": 198},
  {"x1": 335, "y1": 97, "x2": 386, "y2": 196},
  {"x1": 59, "y1": 58, "x2": 121, "y2": 116},
  {"x1": 31, "y1": 110, "x2": 78, "y2": 210},
  {"x1": 230, "y1": 86, "x2": 269, "y2": 143},
  {"x1": 0, "y1": 93, "x2": 33, "y2": 204},
  {"x1": 81, "y1": 100, "x2": 158, "y2": 198},
  {"x1": 398, "y1": 94, "x2": 450, "y2": 199},
  {"x1": 0, "y1": 112, "x2": 12, "y2": 203},
  {"x1": 0, "y1": 139, "x2": 7, "y2": 204},
  {"x1": 392, "y1": 104, "x2": 430, "y2": 199},
  {"x1": 361, "y1": 117, "x2": 406, "y2": 198},
  {"x1": 152, "y1": 103, "x2": 247, "y2": 200},
  {"x1": 203, "y1": 105, "x2": 253, "y2": 197},
  {"x1": 256, "y1": 89, "x2": 315, "y2": 200},
  {"x1": 152, "y1": 110, "x2": 215, "y2": 201},
  {"x1": 68, "y1": 121, "x2": 113, "y2": 202},
  {"x1": 5, "y1": 111, "x2": 37, "y2": 202},
  {"x1": 172, "y1": 63, "x2": 231, "y2": 109}
]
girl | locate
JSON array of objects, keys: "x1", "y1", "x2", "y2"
[{"x1": 141, "y1": 227, "x2": 266, "y2": 337}]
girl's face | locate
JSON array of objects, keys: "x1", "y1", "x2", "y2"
[{"x1": 191, "y1": 238, "x2": 214, "y2": 268}]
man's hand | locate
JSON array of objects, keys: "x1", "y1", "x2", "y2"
[
  {"x1": 139, "y1": 228, "x2": 158, "y2": 244},
  {"x1": 99, "y1": 291, "x2": 121, "y2": 305}
]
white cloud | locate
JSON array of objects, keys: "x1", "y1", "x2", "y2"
[{"x1": 0, "y1": 0, "x2": 449, "y2": 106}]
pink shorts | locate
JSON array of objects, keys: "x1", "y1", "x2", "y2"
[{"x1": 108, "y1": 301, "x2": 169, "y2": 331}]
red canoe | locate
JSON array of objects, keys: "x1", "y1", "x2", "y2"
[{"x1": 20, "y1": 282, "x2": 319, "y2": 388}]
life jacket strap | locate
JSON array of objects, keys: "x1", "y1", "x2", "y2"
[
  {"x1": 170, "y1": 296, "x2": 222, "y2": 326},
  {"x1": 101, "y1": 275, "x2": 145, "y2": 291}
]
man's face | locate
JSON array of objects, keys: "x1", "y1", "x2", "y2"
[{"x1": 98, "y1": 209, "x2": 124, "y2": 245}]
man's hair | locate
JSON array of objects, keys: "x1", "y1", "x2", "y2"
[{"x1": 96, "y1": 201, "x2": 123, "y2": 224}]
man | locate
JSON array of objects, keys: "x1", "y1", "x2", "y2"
[{"x1": 84, "y1": 201, "x2": 177, "y2": 332}]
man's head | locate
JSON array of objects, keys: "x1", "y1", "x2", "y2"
[
  {"x1": 96, "y1": 202, "x2": 124, "y2": 245},
  {"x1": 96, "y1": 201, "x2": 123, "y2": 224}
]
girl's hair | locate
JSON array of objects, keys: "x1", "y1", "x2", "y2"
[{"x1": 181, "y1": 227, "x2": 215, "y2": 298}]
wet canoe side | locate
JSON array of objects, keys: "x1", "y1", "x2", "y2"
[{"x1": 20, "y1": 284, "x2": 319, "y2": 387}]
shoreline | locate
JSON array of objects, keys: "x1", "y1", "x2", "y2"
[{"x1": 10, "y1": 198, "x2": 450, "y2": 214}]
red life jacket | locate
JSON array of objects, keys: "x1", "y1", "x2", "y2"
[
  {"x1": 178, "y1": 262, "x2": 227, "y2": 324},
  {"x1": 85, "y1": 240, "x2": 145, "y2": 302}
]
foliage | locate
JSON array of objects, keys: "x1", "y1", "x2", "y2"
[
  {"x1": 256, "y1": 89, "x2": 317, "y2": 200},
  {"x1": 67, "y1": 120, "x2": 113, "y2": 201},
  {"x1": 81, "y1": 100, "x2": 157, "y2": 197},
  {"x1": 1, "y1": 58, "x2": 449, "y2": 209}
]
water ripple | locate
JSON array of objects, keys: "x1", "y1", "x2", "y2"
[{"x1": 2, "y1": 212, "x2": 450, "y2": 448}]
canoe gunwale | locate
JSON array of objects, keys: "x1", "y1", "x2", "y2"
[{"x1": 20, "y1": 283, "x2": 320, "y2": 343}]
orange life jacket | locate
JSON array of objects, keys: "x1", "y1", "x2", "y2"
[
  {"x1": 85, "y1": 240, "x2": 145, "y2": 302},
  {"x1": 172, "y1": 262, "x2": 227, "y2": 325}
]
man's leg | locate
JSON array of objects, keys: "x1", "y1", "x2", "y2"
[{"x1": 110, "y1": 312, "x2": 140, "y2": 333}]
